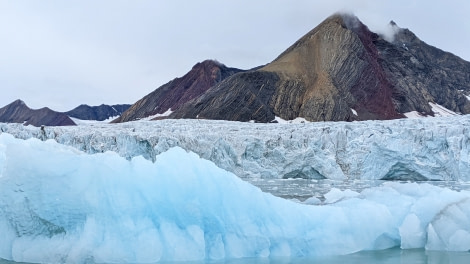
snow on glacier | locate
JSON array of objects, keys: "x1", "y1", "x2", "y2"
[
  {"x1": 1, "y1": 114, "x2": 470, "y2": 181},
  {"x1": 1, "y1": 134, "x2": 470, "y2": 263}
]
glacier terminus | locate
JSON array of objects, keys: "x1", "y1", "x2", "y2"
[
  {"x1": 1, "y1": 115, "x2": 469, "y2": 181},
  {"x1": 1, "y1": 115, "x2": 470, "y2": 263}
]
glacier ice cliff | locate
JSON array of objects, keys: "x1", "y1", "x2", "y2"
[
  {"x1": 1, "y1": 115, "x2": 470, "y2": 181},
  {"x1": 0, "y1": 134, "x2": 470, "y2": 263}
]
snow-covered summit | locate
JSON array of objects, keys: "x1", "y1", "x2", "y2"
[{"x1": 1, "y1": 115, "x2": 469, "y2": 181}]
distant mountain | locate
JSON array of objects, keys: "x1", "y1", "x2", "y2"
[
  {"x1": 169, "y1": 14, "x2": 470, "y2": 122},
  {"x1": 113, "y1": 60, "x2": 243, "y2": 122},
  {"x1": 66, "y1": 104, "x2": 131, "y2": 121},
  {"x1": 0, "y1": 100, "x2": 76, "y2": 126}
]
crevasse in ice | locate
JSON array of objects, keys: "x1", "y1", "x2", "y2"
[{"x1": 0, "y1": 133, "x2": 470, "y2": 263}]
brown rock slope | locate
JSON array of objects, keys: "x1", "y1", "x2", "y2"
[
  {"x1": 0, "y1": 100, "x2": 76, "y2": 126},
  {"x1": 171, "y1": 14, "x2": 470, "y2": 122},
  {"x1": 113, "y1": 60, "x2": 243, "y2": 122}
]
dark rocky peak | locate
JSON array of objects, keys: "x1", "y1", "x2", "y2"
[
  {"x1": 9, "y1": 99, "x2": 27, "y2": 108},
  {"x1": 190, "y1": 59, "x2": 240, "y2": 82},
  {"x1": 0, "y1": 100, "x2": 76, "y2": 126},
  {"x1": 393, "y1": 27, "x2": 420, "y2": 45},
  {"x1": 2, "y1": 99, "x2": 32, "y2": 112},
  {"x1": 65, "y1": 104, "x2": 131, "y2": 121},
  {"x1": 113, "y1": 60, "x2": 243, "y2": 123},
  {"x1": 192, "y1": 59, "x2": 224, "y2": 69},
  {"x1": 339, "y1": 13, "x2": 364, "y2": 31},
  {"x1": 338, "y1": 13, "x2": 383, "y2": 47}
]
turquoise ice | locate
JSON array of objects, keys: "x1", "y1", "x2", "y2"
[{"x1": 0, "y1": 134, "x2": 469, "y2": 263}]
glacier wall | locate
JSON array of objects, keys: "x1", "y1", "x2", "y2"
[
  {"x1": 1, "y1": 134, "x2": 470, "y2": 263},
  {"x1": 1, "y1": 115, "x2": 470, "y2": 181}
]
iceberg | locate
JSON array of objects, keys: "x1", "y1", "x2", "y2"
[
  {"x1": 0, "y1": 134, "x2": 470, "y2": 263},
  {"x1": 1, "y1": 114, "x2": 470, "y2": 181}
]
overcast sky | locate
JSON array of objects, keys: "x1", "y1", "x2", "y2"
[{"x1": 1, "y1": 0, "x2": 469, "y2": 111}]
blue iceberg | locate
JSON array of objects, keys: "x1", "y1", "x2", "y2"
[{"x1": 0, "y1": 133, "x2": 469, "y2": 263}]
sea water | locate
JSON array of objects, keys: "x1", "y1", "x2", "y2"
[
  {"x1": 248, "y1": 178, "x2": 470, "y2": 202},
  {"x1": 2, "y1": 248, "x2": 470, "y2": 264}
]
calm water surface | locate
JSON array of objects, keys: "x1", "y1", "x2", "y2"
[
  {"x1": 3, "y1": 248, "x2": 469, "y2": 264},
  {"x1": 247, "y1": 179, "x2": 470, "y2": 201}
]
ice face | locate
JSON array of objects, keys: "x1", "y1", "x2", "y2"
[
  {"x1": 0, "y1": 134, "x2": 470, "y2": 263},
  {"x1": 1, "y1": 114, "x2": 470, "y2": 181}
]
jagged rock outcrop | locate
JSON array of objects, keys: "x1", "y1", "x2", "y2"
[
  {"x1": 0, "y1": 100, "x2": 76, "y2": 126},
  {"x1": 113, "y1": 60, "x2": 243, "y2": 122},
  {"x1": 65, "y1": 104, "x2": 131, "y2": 121},
  {"x1": 171, "y1": 14, "x2": 470, "y2": 122},
  {"x1": 377, "y1": 22, "x2": 470, "y2": 115},
  {"x1": 173, "y1": 71, "x2": 281, "y2": 122}
]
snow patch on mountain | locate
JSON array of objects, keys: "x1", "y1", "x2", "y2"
[
  {"x1": 70, "y1": 116, "x2": 119, "y2": 125},
  {"x1": 141, "y1": 108, "x2": 173, "y2": 121},
  {"x1": 403, "y1": 102, "x2": 457, "y2": 119},
  {"x1": 403, "y1": 111, "x2": 424, "y2": 119},
  {"x1": 429, "y1": 102, "x2": 457, "y2": 117},
  {"x1": 273, "y1": 116, "x2": 310, "y2": 124}
]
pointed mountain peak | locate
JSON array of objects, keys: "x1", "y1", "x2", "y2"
[
  {"x1": 263, "y1": 12, "x2": 374, "y2": 77},
  {"x1": 6, "y1": 99, "x2": 30, "y2": 110},
  {"x1": 11, "y1": 99, "x2": 27, "y2": 106},
  {"x1": 65, "y1": 103, "x2": 131, "y2": 121},
  {"x1": 113, "y1": 60, "x2": 243, "y2": 123},
  {"x1": 191, "y1": 60, "x2": 227, "y2": 72},
  {"x1": 393, "y1": 27, "x2": 419, "y2": 44},
  {"x1": 0, "y1": 100, "x2": 75, "y2": 126},
  {"x1": 336, "y1": 12, "x2": 364, "y2": 30}
]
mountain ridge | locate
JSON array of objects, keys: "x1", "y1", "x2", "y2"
[
  {"x1": 113, "y1": 60, "x2": 243, "y2": 122},
  {"x1": 4, "y1": 13, "x2": 469, "y2": 125},
  {"x1": 66, "y1": 104, "x2": 131, "y2": 121},
  {"x1": 0, "y1": 100, "x2": 76, "y2": 126},
  {"x1": 167, "y1": 13, "x2": 470, "y2": 122}
]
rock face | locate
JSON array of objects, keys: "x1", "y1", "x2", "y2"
[
  {"x1": 170, "y1": 14, "x2": 470, "y2": 122},
  {"x1": 377, "y1": 23, "x2": 470, "y2": 115},
  {"x1": 113, "y1": 60, "x2": 243, "y2": 122},
  {"x1": 65, "y1": 104, "x2": 131, "y2": 121},
  {"x1": 0, "y1": 100, "x2": 76, "y2": 126}
]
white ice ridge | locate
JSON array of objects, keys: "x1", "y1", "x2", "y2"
[
  {"x1": 1, "y1": 115, "x2": 470, "y2": 181},
  {"x1": 0, "y1": 134, "x2": 469, "y2": 263}
]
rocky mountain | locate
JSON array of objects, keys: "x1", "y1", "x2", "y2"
[
  {"x1": 0, "y1": 100, "x2": 76, "y2": 126},
  {"x1": 165, "y1": 14, "x2": 470, "y2": 122},
  {"x1": 66, "y1": 104, "x2": 131, "y2": 121},
  {"x1": 113, "y1": 60, "x2": 243, "y2": 122}
]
